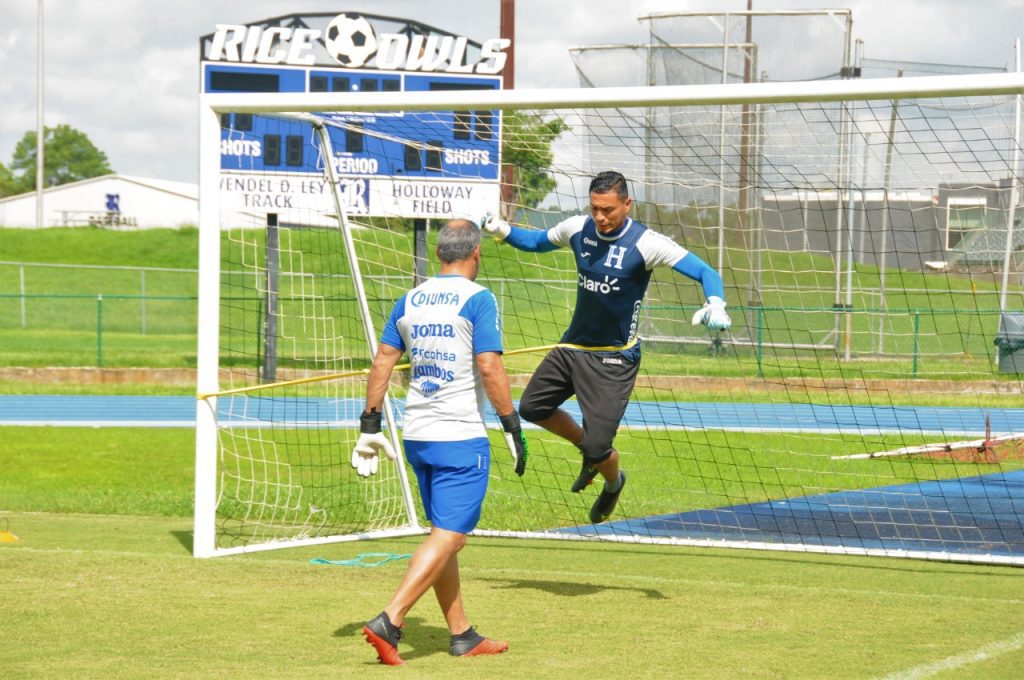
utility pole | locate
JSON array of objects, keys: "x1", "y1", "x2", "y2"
[
  {"x1": 499, "y1": 0, "x2": 515, "y2": 217},
  {"x1": 737, "y1": 0, "x2": 754, "y2": 250},
  {"x1": 36, "y1": 0, "x2": 45, "y2": 227}
]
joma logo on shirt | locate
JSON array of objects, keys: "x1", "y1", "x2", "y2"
[{"x1": 410, "y1": 323, "x2": 456, "y2": 339}]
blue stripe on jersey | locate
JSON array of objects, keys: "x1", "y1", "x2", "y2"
[
  {"x1": 505, "y1": 226, "x2": 558, "y2": 252},
  {"x1": 673, "y1": 252, "x2": 725, "y2": 300},
  {"x1": 459, "y1": 289, "x2": 503, "y2": 354},
  {"x1": 380, "y1": 293, "x2": 408, "y2": 351}
]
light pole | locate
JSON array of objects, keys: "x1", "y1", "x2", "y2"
[{"x1": 35, "y1": 0, "x2": 45, "y2": 228}]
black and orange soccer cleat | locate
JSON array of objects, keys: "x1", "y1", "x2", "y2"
[
  {"x1": 450, "y1": 626, "x2": 509, "y2": 657},
  {"x1": 589, "y1": 470, "x2": 626, "y2": 524},
  {"x1": 570, "y1": 460, "x2": 599, "y2": 493},
  {"x1": 363, "y1": 611, "x2": 404, "y2": 666}
]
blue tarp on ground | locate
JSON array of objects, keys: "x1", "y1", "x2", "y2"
[{"x1": 559, "y1": 470, "x2": 1024, "y2": 558}]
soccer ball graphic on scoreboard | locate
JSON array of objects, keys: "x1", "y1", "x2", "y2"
[{"x1": 324, "y1": 13, "x2": 378, "y2": 68}]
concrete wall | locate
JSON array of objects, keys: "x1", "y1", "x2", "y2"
[{"x1": 762, "y1": 191, "x2": 942, "y2": 271}]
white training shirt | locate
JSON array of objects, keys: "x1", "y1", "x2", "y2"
[{"x1": 380, "y1": 274, "x2": 502, "y2": 441}]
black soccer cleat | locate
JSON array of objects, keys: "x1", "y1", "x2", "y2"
[
  {"x1": 450, "y1": 626, "x2": 509, "y2": 657},
  {"x1": 363, "y1": 611, "x2": 404, "y2": 665},
  {"x1": 570, "y1": 460, "x2": 599, "y2": 493},
  {"x1": 589, "y1": 470, "x2": 626, "y2": 524}
]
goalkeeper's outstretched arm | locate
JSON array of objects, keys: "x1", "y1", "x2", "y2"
[
  {"x1": 673, "y1": 252, "x2": 724, "y2": 301},
  {"x1": 673, "y1": 252, "x2": 731, "y2": 331},
  {"x1": 478, "y1": 213, "x2": 559, "y2": 253}
]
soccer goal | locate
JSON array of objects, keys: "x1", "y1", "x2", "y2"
[{"x1": 195, "y1": 72, "x2": 1024, "y2": 564}]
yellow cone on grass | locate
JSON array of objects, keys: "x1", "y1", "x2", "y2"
[{"x1": 0, "y1": 519, "x2": 18, "y2": 543}]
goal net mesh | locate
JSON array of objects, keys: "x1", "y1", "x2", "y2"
[{"x1": 199, "y1": 79, "x2": 1024, "y2": 564}]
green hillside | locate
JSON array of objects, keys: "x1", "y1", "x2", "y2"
[{"x1": 0, "y1": 226, "x2": 1021, "y2": 381}]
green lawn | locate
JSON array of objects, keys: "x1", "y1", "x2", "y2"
[
  {"x1": 3, "y1": 226, "x2": 1024, "y2": 674},
  {"x1": 3, "y1": 424, "x2": 1023, "y2": 678}
]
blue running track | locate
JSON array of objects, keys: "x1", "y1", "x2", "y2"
[{"x1": 2, "y1": 395, "x2": 1024, "y2": 436}]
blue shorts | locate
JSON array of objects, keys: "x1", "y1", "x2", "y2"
[{"x1": 403, "y1": 437, "x2": 491, "y2": 534}]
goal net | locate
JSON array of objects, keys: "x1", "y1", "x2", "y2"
[{"x1": 196, "y1": 73, "x2": 1024, "y2": 564}]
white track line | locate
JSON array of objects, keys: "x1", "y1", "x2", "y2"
[{"x1": 878, "y1": 632, "x2": 1024, "y2": 680}]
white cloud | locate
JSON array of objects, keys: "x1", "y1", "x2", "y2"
[{"x1": 0, "y1": 0, "x2": 1020, "y2": 183}]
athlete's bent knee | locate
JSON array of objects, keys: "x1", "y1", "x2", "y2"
[
  {"x1": 431, "y1": 527, "x2": 468, "y2": 551},
  {"x1": 579, "y1": 436, "x2": 613, "y2": 465},
  {"x1": 518, "y1": 400, "x2": 554, "y2": 424}
]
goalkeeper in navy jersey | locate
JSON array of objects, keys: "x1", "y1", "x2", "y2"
[
  {"x1": 481, "y1": 171, "x2": 730, "y2": 524},
  {"x1": 351, "y1": 220, "x2": 526, "y2": 665}
]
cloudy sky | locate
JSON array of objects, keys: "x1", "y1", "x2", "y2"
[{"x1": 1, "y1": 0, "x2": 1022, "y2": 184}]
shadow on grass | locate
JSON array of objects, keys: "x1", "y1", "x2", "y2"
[
  {"x1": 171, "y1": 530, "x2": 192, "y2": 554},
  {"x1": 479, "y1": 576, "x2": 667, "y2": 599},
  {"x1": 334, "y1": 615, "x2": 453, "y2": 662},
  {"x1": 469, "y1": 536, "x2": 1016, "y2": 578}
]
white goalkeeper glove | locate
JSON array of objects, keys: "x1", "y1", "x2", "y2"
[
  {"x1": 351, "y1": 409, "x2": 397, "y2": 477},
  {"x1": 478, "y1": 211, "x2": 511, "y2": 240},
  {"x1": 499, "y1": 412, "x2": 528, "y2": 477},
  {"x1": 691, "y1": 296, "x2": 732, "y2": 331}
]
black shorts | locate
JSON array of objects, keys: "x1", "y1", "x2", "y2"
[{"x1": 518, "y1": 347, "x2": 639, "y2": 464}]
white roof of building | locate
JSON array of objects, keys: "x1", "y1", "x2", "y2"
[{"x1": 0, "y1": 173, "x2": 198, "y2": 204}]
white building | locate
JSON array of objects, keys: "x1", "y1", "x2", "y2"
[{"x1": 0, "y1": 174, "x2": 197, "y2": 229}]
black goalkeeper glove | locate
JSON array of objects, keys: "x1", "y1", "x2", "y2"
[{"x1": 499, "y1": 412, "x2": 528, "y2": 477}]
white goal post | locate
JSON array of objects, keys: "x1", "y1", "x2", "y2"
[{"x1": 195, "y1": 72, "x2": 1024, "y2": 563}]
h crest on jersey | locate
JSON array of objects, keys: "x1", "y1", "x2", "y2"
[{"x1": 603, "y1": 245, "x2": 627, "y2": 270}]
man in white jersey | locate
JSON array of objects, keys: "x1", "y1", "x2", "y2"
[
  {"x1": 481, "y1": 171, "x2": 731, "y2": 524},
  {"x1": 351, "y1": 219, "x2": 527, "y2": 666}
]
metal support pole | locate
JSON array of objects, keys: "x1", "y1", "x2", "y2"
[
  {"x1": 857, "y1": 133, "x2": 872, "y2": 265},
  {"x1": 877, "y1": 69, "x2": 902, "y2": 354},
  {"x1": 997, "y1": 39, "x2": 1022, "y2": 368},
  {"x1": 96, "y1": 294, "x2": 103, "y2": 367},
  {"x1": 716, "y1": 15, "x2": 731, "y2": 272},
  {"x1": 262, "y1": 212, "x2": 279, "y2": 382},
  {"x1": 35, "y1": 0, "x2": 44, "y2": 229},
  {"x1": 140, "y1": 269, "x2": 147, "y2": 335},
  {"x1": 314, "y1": 122, "x2": 420, "y2": 530},
  {"x1": 832, "y1": 103, "x2": 849, "y2": 347},
  {"x1": 844, "y1": 141, "x2": 858, "y2": 362},
  {"x1": 19, "y1": 265, "x2": 27, "y2": 328},
  {"x1": 499, "y1": 0, "x2": 515, "y2": 215},
  {"x1": 413, "y1": 218, "x2": 428, "y2": 286}
]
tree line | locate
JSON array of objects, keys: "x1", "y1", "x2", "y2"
[{"x1": 0, "y1": 124, "x2": 112, "y2": 198}]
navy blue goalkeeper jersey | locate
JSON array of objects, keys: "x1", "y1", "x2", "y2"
[{"x1": 506, "y1": 215, "x2": 693, "y2": 350}]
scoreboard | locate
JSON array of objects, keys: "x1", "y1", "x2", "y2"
[{"x1": 200, "y1": 12, "x2": 505, "y2": 220}]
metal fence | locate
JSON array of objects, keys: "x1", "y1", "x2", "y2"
[{"x1": 2, "y1": 260, "x2": 1021, "y2": 378}]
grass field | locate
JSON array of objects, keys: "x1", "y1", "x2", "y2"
[
  {"x1": 3, "y1": 228, "x2": 1024, "y2": 676},
  {"x1": 3, "y1": 426, "x2": 1024, "y2": 678}
]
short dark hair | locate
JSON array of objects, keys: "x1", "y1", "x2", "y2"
[
  {"x1": 436, "y1": 219, "x2": 480, "y2": 264},
  {"x1": 589, "y1": 171, "x2": 629, "y2": 200}
]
